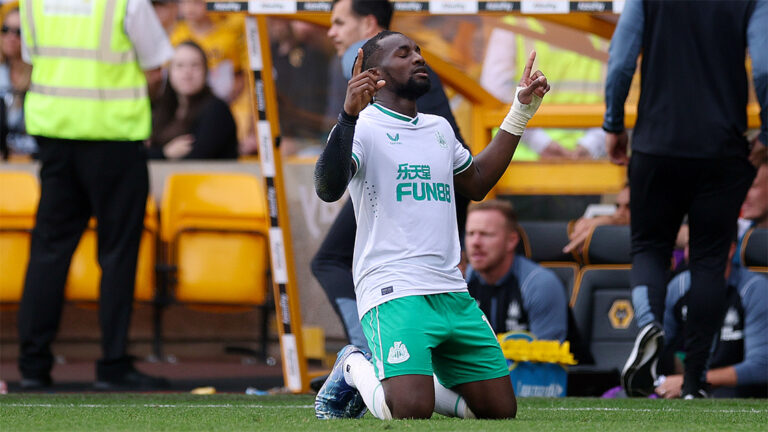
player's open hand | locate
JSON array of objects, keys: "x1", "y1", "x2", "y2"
[
  {"x1": 343, "y1": 49, "x2": 386, "y2": 117},
  {"x1": 517, "y1": 50, "x2": 549, "y2": 105}
]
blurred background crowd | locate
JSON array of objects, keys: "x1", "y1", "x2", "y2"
[
  {"x1": 0, "y1": 0, "x2": 764, "y2": 398},
  {"x1": 2, "y1": 0, "x2": 735, "y2": 162}
]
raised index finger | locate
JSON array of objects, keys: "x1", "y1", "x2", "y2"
[
  {"x1": 521, "y1": 50, "x2": 536, "y2": 84},
  {"x1": 353, "y1": 48, "x2": 363, "y2": 77}
]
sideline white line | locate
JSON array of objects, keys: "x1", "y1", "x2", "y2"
[
  {"x1": 1, "y1": 404, "x2": 314, "y2": 409},
  {"x1": 526, "y1": 407, "x2": 767, "y2": 414},
  {"x1": 1, "y1": 404, "x2": 766, "y2": 414}
]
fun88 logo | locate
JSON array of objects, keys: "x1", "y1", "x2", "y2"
[{"x1": 395, "y1": 163, "x2": 451, "y2": 202}]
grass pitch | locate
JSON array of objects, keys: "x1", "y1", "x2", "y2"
[{"x1": 1, "y1": 393, "x2": 766, "y2": 431}]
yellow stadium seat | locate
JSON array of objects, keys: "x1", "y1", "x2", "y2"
[
  {"x1": 568, "y1": 225, "x2": 635, "y2": 392},
  {"x1": 0, "y1": 172, "x2": 157, "y2": 310},
  {"x1": 64, "y1": 198, "x2": 158, "y2": 304},
  {"x1": 0, "y1": 171, "x2": 39, "y2": 306},
  {"x1": 158, "y1": 173, "x2": 271, "y2": 358}
]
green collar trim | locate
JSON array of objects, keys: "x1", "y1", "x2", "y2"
[{"x1": 372, "y1": 103, "x2": 419, "y2": 125}]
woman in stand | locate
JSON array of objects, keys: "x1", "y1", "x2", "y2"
[{"x1": 148, "y1": 41, "x2": 238, "y2": 160}]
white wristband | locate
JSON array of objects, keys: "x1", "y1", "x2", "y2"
[{"x1": 499, "y1": 86, "x2": 543, "y2": 137}]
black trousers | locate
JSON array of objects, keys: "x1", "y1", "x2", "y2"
[
  {"x1": 309, "y1": 199, "x2": 364, "y2": 346},
  {"x1": 18, "y1": 137, "x2": 148, "y2": 379},
  {"x1": 628, "y1": 151, "x2": 754, "y2": 389}
]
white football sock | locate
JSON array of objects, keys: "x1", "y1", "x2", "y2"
[
  {"x1": 433, "y1": 375, "x2": 475, "y2": 419},
  {"x1": 343, "y1": 352, "x2": 392, "y2": 420}
]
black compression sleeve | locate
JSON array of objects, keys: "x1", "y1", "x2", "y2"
[{"x1": 314, "y1": 111, "x2": 358, "y2": 202}]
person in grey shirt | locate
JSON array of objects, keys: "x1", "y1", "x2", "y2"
[
  {"x1": 464, "y1": 199, "x2": 568, "y2": 341},
  {"x1": 656, "y1": 242, "x2": 767, "y2": 399}
]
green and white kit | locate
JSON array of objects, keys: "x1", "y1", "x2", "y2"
[{"x1": 349, "y1": 103, "x2": 473, "y2": 318}]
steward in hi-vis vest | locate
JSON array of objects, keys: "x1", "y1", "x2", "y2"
[
  {"x1": 16, "y1": 0, "x2": 173, "y2": 392},
  {"x1": 21, "y1": 0, "x2": 150, "y2": 140}
]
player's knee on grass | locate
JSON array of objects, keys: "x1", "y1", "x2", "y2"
[
  {"x1": 471, "y1": 396, "x2": 517, "y2": 419},
  {"x1": 383, "y1": 375, "x2": 435, "y2": 419},
  {"x1": 385, "y1": 393, "x2": 434, "y2": 419},
  {"x1": 457, "y1": 376, "x2": 517, "y2": 419}
]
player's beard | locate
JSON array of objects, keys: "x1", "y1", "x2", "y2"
[{"x1": 395, "y1": 76, "x2": 430, "y2": 101}]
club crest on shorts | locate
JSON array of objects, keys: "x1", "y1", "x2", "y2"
[{"x1": 387, "y1": 341, "x2": 410, "y2": 364}]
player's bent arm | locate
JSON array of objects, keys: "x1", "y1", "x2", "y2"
[
  {"x1": 314, "y1": 112, "x2": 358, "y2": 202},
  {"x1": 455, "y1": 82, "x2": 546, "y2": 200},
  {"x1": 705, "y1": 366, "x2": 739, "y2": 388},
  {"x1": 454, "y1": 129, "x2": 521, "y2": 201}
]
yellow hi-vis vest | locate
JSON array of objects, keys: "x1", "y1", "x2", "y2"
[
  {"x1": 511, "y1": 20, "x2": 606, "y2": 161},
  {"x1": 20, "y1": 0, "x2": 150, "y2": 141}
]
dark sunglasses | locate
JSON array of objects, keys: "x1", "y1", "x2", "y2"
[{"x1": 1, "y1": 26, "x2": 21, "y2": 37}]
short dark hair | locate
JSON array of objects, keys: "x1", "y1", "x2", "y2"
[
  {"x1": 334, "y1": 0, "x2": 393, "y2": 29},
  {"x1": 358, "y1": 30, "x2": 400, "y2": 71},
  {"x1": 467, "y1": 199, "x2": 519, "y2": 232}
]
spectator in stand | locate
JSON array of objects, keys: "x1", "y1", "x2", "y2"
[
  {"x1": 563, "y1": 184, "x2": 630, "y2": 254},
  {"x1": 465, "y1": 200, "x2": 568, "y2": 341},
  {"x1": 171, "y1": 0, "x2": 244, "y2": 104},
  {"x1": 655, "y1": 240, "x2": 768, "y2": 399},
  {"x1": 0, "y1": 5, "x2": 35, "y2": 159},
  {"x1": 171, "y1": 0, "x2": 258, "y2": 156},
  {"x1": 148, "y1": 41, "x2": 237, "y2": 160}
]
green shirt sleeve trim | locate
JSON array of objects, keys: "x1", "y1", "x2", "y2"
[
  {"x1": 351, "y1": 152, "x2": 361, "y2": 172},
  {"x1": 453, "y1": 153, "x2": 473, "y2": 175}
]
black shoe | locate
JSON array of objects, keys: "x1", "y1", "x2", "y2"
[
  {"x1": 94, "y1": 367, "x2": 170, "y2": 391},
  {"x1": 20, "y1": 375, "x2": 52, "y2": 390},
  {"x1": 682, "y1": 389, "x2": 708, "y2": 399},
  {"x1": 681, "y1": 377, "x2": 709, "y2": 399},
  {"x1": 310, "y1": 374, "x2": 329, "y2": 393},
  {"x1": 621, "y1": 321, "x2": 664, "y2": 397}
]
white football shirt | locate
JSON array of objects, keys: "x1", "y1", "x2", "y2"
[{"x1": 349, "y1": 103, "x2": 473, "y2": 317}]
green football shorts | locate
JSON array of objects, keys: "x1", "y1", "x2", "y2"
[{"x1": 360, "y1": 291, "x2": 509, "y2": 389}]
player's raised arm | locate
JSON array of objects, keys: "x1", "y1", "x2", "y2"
[
  {"x1": 455, "y1": 50, "x2": 549, "y2": 201},
  {"x1": 315, "y1": 50, "x2": 386, "y2": 202}
]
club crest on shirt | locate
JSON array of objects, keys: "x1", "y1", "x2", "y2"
[
  {"x1": 435, "y1": 131, "x2": 447, "y2": 148},
  {"x1": 505, "y1": 300, "x2": 528, "y2": 332},
  {"x1": 720, "y1": 306, "x2": 743, "y2": 341},
  {"x1": 387, "y1": 132, "x2": 401, "y2": 145}
]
